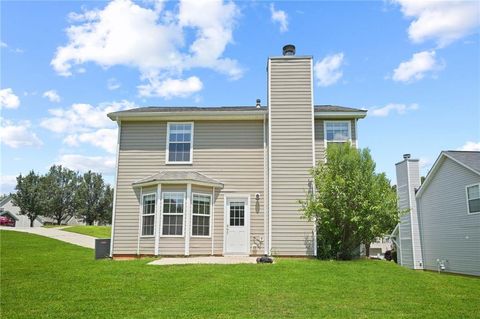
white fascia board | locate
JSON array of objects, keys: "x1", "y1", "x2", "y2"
[
  {"x1": 314, "y1": 112, "x2": 367, "y2": 119},
  {"x1": 108, "y1": 111, "x2": 266, "y2": 122}
]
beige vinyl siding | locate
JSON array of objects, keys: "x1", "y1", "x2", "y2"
[
  {"x1": 314, "y1": 119, "x2": 357, "y2": 163},
  {"x1": 113, "y1": 120, "x2": 265, "y2": 256},
  {"x1": 417, "y1": 157, "x2": 480, "y2": 276},
  {"x1": 269, "y1": 57, "x2": 315, "y2": 256}
]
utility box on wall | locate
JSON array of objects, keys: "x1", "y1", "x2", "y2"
[{"x1": 95, "y1": 238, "x2": 111, "y2": 259}]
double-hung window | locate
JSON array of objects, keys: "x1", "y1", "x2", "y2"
[
  {"x1": 325, "y1": 121, "x2": 351, "y2": 144},
  {"x1": 192, "y1": 194, "x2": 211, "y2": 237},
  {"x1": 162, "y1": 192, "x2": 185, "y2": 236},
  {"x1": 466, "y1": 184, "x2": 480, "y2": 214},
  {"x1": 167, "y1": 123, "x2": 193, "y2": 164},
  {"x1": 141, "y1": 193, "x2": 156, "y2": 236}
]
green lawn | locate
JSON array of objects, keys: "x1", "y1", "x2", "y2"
[
  {"x1": 61, "y1": 225, "x2": 111, "y2": 238},
  {"x1": 1, "y1": 231, "x2": 479, "y2": 319}
]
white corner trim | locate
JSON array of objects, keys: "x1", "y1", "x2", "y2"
[
  {"x1": 165, "y1": 122, "x2": 194, "y2": 165},
  {"x1": 263, "y1": 113, "x2": 269, "y2": 255},
  {"x1": 109, "y1": 121, "x2": 121, "y2": 257},
  {"x1": 267, "y1": 57, "x2": 273, "y2": 256},
  {"x1": 310, "y1": 57, "x2": 317, "y2": 257}
]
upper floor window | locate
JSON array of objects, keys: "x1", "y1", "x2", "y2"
[
  {"x1": 166, "y1": 123, "x2": 193, "y2": 164},
  {"x1": 325, "y1": 121, "x2": 351, "y2": 144},
  {"x1": 466, "y1": 184, "x2": 480, "y2": 214}
]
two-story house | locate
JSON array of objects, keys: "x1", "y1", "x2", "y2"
[{"x1": 107, "y1": 45, "x2": 367, "y2": 258}]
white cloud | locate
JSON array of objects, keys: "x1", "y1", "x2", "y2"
[
  {"x1": 392, "y1": 50, "x2": 443, "y2": 82},
  {"x1": 138, "y1": 76, "x2": 203, "y2": 98},
  {"x1": 40, "y1": 100, "x2": 134, "y2": 134},
  {"x1": 64, "y1": 128, "x2": 118, "y2": 154},
  {"x1": 42, "y1": 90, "x2": 61, "y2": 103},
  {"x1": 107, "y1": 78, "x2": 121, "y2": 90},
  {"x1": 270, "y1": 3, "x2": 288, "y2": 33},
  {"x1": 393, "y1": 0, "x2": 480, "y2": 47},
  {"x1": 419, "y1": 157, "x2": 432, "y2": 169},
  {"x1": 57, "y1": 154, "x2": 116, "y2": 175},
  {"x1": 0, "y1": 175, "x2": 17, "y2": 194},
  {"x1": 51, "y1": 0, "x2": 242, "y2": 97},
  {"x1": 314, "y1": 53, "x2": 344, "y2": 87},
  {"x1": 370, "y1": 103, "x2": 419, "y2": 117},
  {"x1": 0, "y1": 118, "x2": 43, "y2": 148},
  {"x1": 41, "y1": 100, "x2": 133, "y2": 154},
  {"x1": 0, "y1": 88, "x2": 20, "y2": 109},
  {"x1": 458, "y1": 141, "x2": 480, "y2": 151},
  {"x1": 1, "y1": 42, "x2": 7, "y2": 48}
]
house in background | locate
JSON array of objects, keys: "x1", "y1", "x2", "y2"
[
  {"x1": 0, "y1": 195, "x2": 83, "y2": 227},
  {"x1": 392, "y1": 151, "x2": 480, "y2": 276},
  {"x1": 0, "y1": 196, "x2": 43, "y2": 227},
  {"x1": 107, "y1": 45, "x2": 367, "y2": 258}
]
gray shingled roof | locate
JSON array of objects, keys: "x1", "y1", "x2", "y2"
[
  {"x1": 133, "y1": 171, "x2": 224, "y2": 188},
  {"x1": 444, "y1": 151, "x2": 480, "y2": 174},
  {"x1": 108, "y1": 104, "x2": 365, "y2": 116}
]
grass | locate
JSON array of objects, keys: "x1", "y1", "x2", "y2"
[
  {"x1": 61, "y1": 225, "x2": 111, "y2": 238},
  {"x1": 1, "y1": 231, "x2": 479, "y2": 319}
]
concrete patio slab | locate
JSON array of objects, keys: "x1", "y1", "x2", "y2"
[
  {"x1": 149, "y1": 256, "x2": 260, "y2": 265},
  {"x1": 0, "y1": 226, "x2": 96, "y2": 249}
]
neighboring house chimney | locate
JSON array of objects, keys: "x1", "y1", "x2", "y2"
[
  {"x1": 267, "y1": 45, "x2": 316, "y2": 256},
  {"x1": 256, "y1": 99, "x2": 261, "y2": 108},
  {"x1": 395, "y1": 154, "x2": 423, "y2": 269}
]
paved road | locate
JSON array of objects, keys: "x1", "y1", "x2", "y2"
[{"x1": 0, "y1": 226, "x2": 95, "y2": 249}]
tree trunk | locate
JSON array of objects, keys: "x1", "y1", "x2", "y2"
[
  {"x1": 57, "y1": 218, "x2": 62, "y2": 225},
  {"x1": 30, "y1": 218, "x2": 34, "y2": 227},
  {"x1": 365, "y1": 242, "x2": 370, "y2": 257}
]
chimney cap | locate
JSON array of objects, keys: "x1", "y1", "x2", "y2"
[
  {"x1": 282, "y1": 44, "x2": 296, "y2": 56},
  {"x1": 256, "y1": 99, "x2": 261, "y2": 108},
  {"x1": 403, "y1": 154, "x2": 411, "y2": 160}
]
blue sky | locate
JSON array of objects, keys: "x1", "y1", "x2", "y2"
[{"x1": 1, "y1": 0, "x2": 479, "y2": 194}]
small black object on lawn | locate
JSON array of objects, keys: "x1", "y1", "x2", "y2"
[
  {"x1": 95, "y1": 238, "x2": 111, "y2": 259},
  {"x1": 256, "y1": 254, "x2": 273, "y2": 264},
  {"x1": 384, "y1": 250, "x2": 392, "y2": 261}
]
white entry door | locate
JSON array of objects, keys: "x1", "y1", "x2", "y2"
[{"x1": 225, "y1": 197, "x2": 249, "y2": 255}]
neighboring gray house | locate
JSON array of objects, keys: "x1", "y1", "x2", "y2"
[
  {"x1": 392, "y1": 151, "x2": 480, "y2": 276},
  {"x1": 107, "y1": 45, "x2": 367, "y2": 258},
  {"x1": 0, "y1": 196, "x2": 43, "y2": 227}
]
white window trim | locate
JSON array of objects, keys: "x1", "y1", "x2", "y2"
[
  {"x1": 324, "y1": 120, "x2": 352, "y2": 145},
  {"x1": 191, "y1": 192, "x2": 212, "y2": 238},
  {"x1": 140, "y1": 192, "x2": 156, "y2": 238},
  {"x1": 160, "y1": 192, "x2": 186, "y2": 237},
  {"x1": 165, "y1": 122, "x2": 194, "y2": 165},
  {"x1": 466, "y1": 183, "x2": 480, "y2": 215}
]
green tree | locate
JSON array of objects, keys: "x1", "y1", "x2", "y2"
[
  {"x1": 11, "y1": 171, "x2": 46, "y2": 227},
  {"x1": 43, "y1": 165, "x2": 79, "y2": 225},
  {"x1": 98, "y1": 185, "x2": 114, "y2": 225},
  {"x1": 302, "y1": 143, "x2": 400, "y2": 260},
  {"x1": 76, "y1": 171, "x2": 111, "y2": 225}
]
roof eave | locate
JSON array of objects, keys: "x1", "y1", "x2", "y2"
[
  {"x1": 132, "y1": 179, "x2": 224, "y2": 189},
  {"x1": 108, "y1": 110, "x2": 267, "y2": 121},
  {"x1": 314, "y1": 111, "x2": 367, "y2": 119}
]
